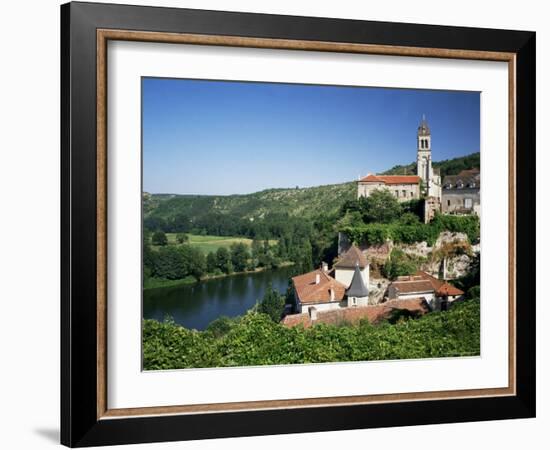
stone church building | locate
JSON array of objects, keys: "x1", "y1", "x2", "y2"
[
  {"x1": 357, "y1": 116, "x2": 441, "y2": 205},
  {"x1": 357, "y1": 117, "x2": 446, "y2": 222}
]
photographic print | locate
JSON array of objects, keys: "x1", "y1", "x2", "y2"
[{"x1": 141, "y1": 78, "x2": 481, "y2": 370}]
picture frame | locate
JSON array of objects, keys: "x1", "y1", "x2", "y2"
[{"x1": 60, "y1": 1, "x2": 536, "y2": 447}]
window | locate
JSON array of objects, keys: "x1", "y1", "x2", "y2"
[
  {"x1": 447, "y1": 199, "x2": 451, "y2": 206},
  {"x1": 395, "y1": 190, "x2": 399, "y2": 197},
  {"x1": 402, "y1": 190, "x2": 406, "y2": 197},
  {"x1": 464, "y1": 198, "x2": 473, "y2": 208},
  {"x1": 410, "y1": 191, "x2": 414, "y2": 197}
]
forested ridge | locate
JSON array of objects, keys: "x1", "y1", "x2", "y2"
[{"x1": 382, "y1": 152, "x2": 480, "y2": 177}]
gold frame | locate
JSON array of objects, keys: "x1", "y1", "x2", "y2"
[{"x1": 96, "y1": 29, "x2": 516, "y2": 420}]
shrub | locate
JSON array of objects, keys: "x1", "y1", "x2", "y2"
[
  {"x1": 152, "y1": 230, "x2": 168, "y2": 246},
  {"x1": 341, "y1": 211, "x2": 479, "y2": 247},
  {"x1": 142, "y1": 299, "x2": 480, "y2": 370},
  {"x1": 257, "y1": 283, "x2": 285, "y2": 322},
  {"x1": 383, "y1": 248, "x2": 420, "y2": 280},
  {"x1": 175, "y1": 233, "x2": 188, "y2": 244}
]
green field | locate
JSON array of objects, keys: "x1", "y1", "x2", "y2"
[{"x1": 157, "y1": 233, "x2": 276, "y2": 254}]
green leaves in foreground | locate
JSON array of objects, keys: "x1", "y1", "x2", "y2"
[{"x1": 142, "y1": 299, "x2": 480, "y2": 370}]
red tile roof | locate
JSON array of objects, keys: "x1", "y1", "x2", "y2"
[
  {"x1": 390, "y1": 271, "x2": 464, "y2": 298},
  {"x1": 359, "y1": 174, "x2": 421, "y2": 185},
  {"x1": 292, "y1": 269, "x2": 347, "y2": 305},
  {"x1": 281, "y1": 298, "x2": 429, "y2": 328},
  {"x1": 391, "y1": 279, "x2": 434, "y2": 295},
  {"x1": 333, "y1": 245, "x2": 368, "y2": 269},
  {"x1": 415, "y1": 271, "x2": 464, "y2": 296}
]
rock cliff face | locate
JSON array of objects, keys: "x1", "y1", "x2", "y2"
[
  {"x1": 339, "y1": 231, "x2": 478, "y2": 281},
  {"x1": 424, "y1": 231, "x2": 477, "y2": 279}
]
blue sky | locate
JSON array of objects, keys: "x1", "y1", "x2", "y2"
[{"x1": 142, "y1": 78, "x2": 480, "y2": 195}]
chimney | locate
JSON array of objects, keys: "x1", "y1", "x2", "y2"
[
  {"x1": 308, "y1": 307, "x2": 318, "y2": 321},
  {"x1": 315, "y1": 273, "x2": 320, "y2": 284},
  {"x1": 330, "y1": 288, "x2": 335, "y2": 302},
  {"x1": 321, "y1": 262, "x2": 328, "y2": 273},
  {"x1": 442, "y1": 257, "x2": 448, "y2": 280}
]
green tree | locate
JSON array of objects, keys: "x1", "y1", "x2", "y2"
[
  {"x1": 362, "y1": 189, "x2": 402, "y2": 224},
  {"x1": 216, "y1": 247, "x2": 232, "y2": 274},
  {"x1": 383, "y1": 248, "x2": 419, "y2": 280},
  {"x1": 152, "y1": 246, "x2": 186, "y2": 279},
  {"x1": 257, "y1": 283, "x2": 285, "y2": 322},
  {"x1": 251, "y1": 239, "x2": 262, "y2": 260},
  {"x1": 175, "y1": 233, "x2": 189, "y2": 244},
  {"x1": 178, "y1": 245, "x2": 206, "y2": 279},
  {"x1": 152, "y1": 230, "x2": 168, "y2": 246},
  {"x1": 206, "y1": 251, "x2": 217, "y2": 273},
  {"x1": 399, "y1": 212, "x2": 421, "y2": 225},
  {"x1": 230, "y1": 242, "x2": 249, "y2": 272}
]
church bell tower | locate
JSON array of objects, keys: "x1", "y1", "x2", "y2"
[{"x1": 416, "y1": 115, "x2": 432, "y2": 192}]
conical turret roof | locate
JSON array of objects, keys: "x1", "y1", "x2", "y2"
[{"x1": 346, "y1": 264, "x2": 369, "y2": 298}]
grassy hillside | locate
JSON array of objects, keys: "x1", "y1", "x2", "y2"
[
  {"x1": 383, "y1": 152, "x2": 480, "y2": 178},
  {"x1": 155, "y1": 233, "x2": 277, "y2": 253},
  {"x1": 145, "y1": 181, "x2": 356, "y2": 223}
]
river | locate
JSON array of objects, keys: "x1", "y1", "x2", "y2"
[{"x1": 143, "y1": 265, "x2": 296, "y2": 330}]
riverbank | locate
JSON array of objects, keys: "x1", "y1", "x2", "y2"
[{"x1": 143, "y1": 261, "x2": 295, "y2": 291}]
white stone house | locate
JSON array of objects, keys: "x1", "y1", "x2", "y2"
[
  {"x1": 387, "y1": 271, "x2": 464, "y2": 311},
  {"x1": 291, "y1": 245, "x2": 371, "y2": 316},
  {"x1": 357, "y1": 174, "x2": 420, "y2": 202},
  {"x1": 333, "y1": 245, "x2": 370, "y2": 289}
]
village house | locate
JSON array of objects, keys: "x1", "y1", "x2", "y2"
[
  {"x1": 333, "y1": 245, "x2": 369, "y2": 288},
  {"x1": 290, "y1": 245, "x2": 370, "y2": 317},
  {"x1": 357, "y1": 174, "x2": 421, "y2": 202},
  {"x1": 282, "y1": 118, "x2": 474, "y2": 328},
  {"x1": 386, "y1": 270, "x2": 464, "y2": 311},
  {"x1": 282, "y1": 249, "x2": 461, "y2": 327},
  {"x1": 442, "y1": 168, "x2": 481, "y2": 216}
]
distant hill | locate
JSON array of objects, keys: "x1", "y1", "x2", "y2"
[
  {"x1": 144, "y1": 181, "x2": 357, "y2": 223},
  {"x1": 383, "y1": 152, "x2": 480, "y2": 178}
]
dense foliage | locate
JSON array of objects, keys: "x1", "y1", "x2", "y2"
[
  {"x1": 339, "y1": 191, "x2": 424, "y2": 225},
  {"x1": 142, "y1": 299, "x2": 480, "y2": 370},
  {"x1": 342, "y1": 214, "x2": 480, "y2": 246},
  {"x1": 255, "y1": 283, "x2": 286, "y2": 322},
  {"x1": 151, "y1": 230, "x2": 168, "y2": 246},
  {"x1": 143, "y1": 182, "x2": 356, "y2": 236},
  {"x1": 383, "y1": 152, "x2": 480, "y2": 178},
  {"x1": 383, "y1": 248, "x2": 426, "y2": 280}
]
